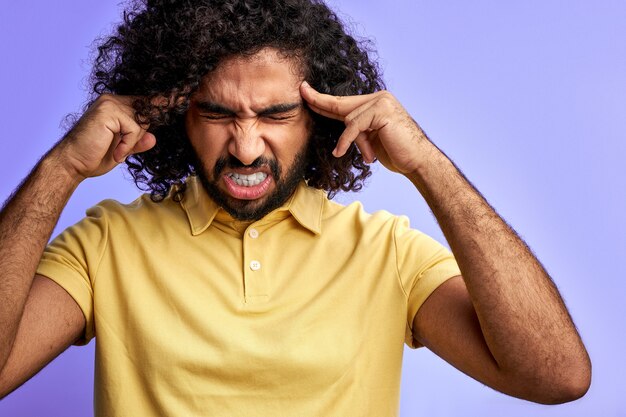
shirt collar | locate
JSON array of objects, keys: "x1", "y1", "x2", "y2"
[{"x1": 180, "y1": 176, "x2": 325, "y2": 236}]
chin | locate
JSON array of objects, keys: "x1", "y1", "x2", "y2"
[
  {"x1": 199, "y1": 175, "x2": 293, "y2": 222},
  {"x1": 222, "y1": 196, "x2": 272, "y2": 221}
]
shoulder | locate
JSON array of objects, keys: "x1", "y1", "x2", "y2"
[
  {"x1": 323, "y1": 197, "x2": 407, "y2": 225},
  {"x1": 88, "y1": 191, "x2": 180, "y2": 216},
  {"x1": 321, "y1": 197, "x2": 411, "y2": 239},
  {"x1": 83, "y1": 191, "x2": 186, "y2": 233}
]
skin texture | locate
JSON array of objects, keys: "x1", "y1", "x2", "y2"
[
  {"x1": 0, "y1": 96, "x2": 155, "y2": 397},
  {"x1": 88, "y1": 0, "x2": 382, "y2": 201},
  {"x1": 0, "y1": 48, "x2": 591, "y2": 403},
  {"x1": 300, "y1": 83, "x2": 592, "y2": 403},
  {"x1": 185, "y1": 50, "x2": 313, "y2": 220}
]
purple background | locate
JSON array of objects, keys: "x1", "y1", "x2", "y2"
[{"x1": 1, "y1": 1, "x2": 625, "y2": 415}]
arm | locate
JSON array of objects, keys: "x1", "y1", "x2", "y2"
[
  {"x1": 0, "y1": 155, "x2": 83, "y2": 398},
  {"x1": 0, "y1": 95, "x2": 156, "y2": 397},
  {"x1": 409, "y1": 138, "x2": 590, "y2": 403},
  {"x1": 300, "y1": 83, "x2": 591, "y2": 403}
]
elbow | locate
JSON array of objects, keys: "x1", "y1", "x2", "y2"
[
  {"x1": 505, "y1": 348, "x2": 592, "y2": 404},
  {"x1": 0, "y1": 371, "x2": 10, "y2": 401},
  {"x1": 537, "y1": 379, "x2": 590, "y2": 405},
  {"x1": 551, "y1": 347, "x2": 592, "y2": 404},
  {"x1": 545, "y1": 364, "x2": 591, "y2": 404},
  {"x1": 529, "y1": 355, "x2": 592, "y2": 404}
]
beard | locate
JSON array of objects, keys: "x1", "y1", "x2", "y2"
[{"x1": 193, "y1": 148, "x2": 309, "y2": 221}]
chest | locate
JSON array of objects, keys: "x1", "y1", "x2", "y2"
[{"x1": 94, "y1": 220, "x2": 406, "y2": 396}]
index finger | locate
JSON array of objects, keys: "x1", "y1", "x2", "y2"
[{"x1": 300, "y1": 81, "x2": 383, "y2": 120}]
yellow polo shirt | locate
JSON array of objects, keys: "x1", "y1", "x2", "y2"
[{"x1": 37, "y1": 177, "x2": 460, "y2": 417}]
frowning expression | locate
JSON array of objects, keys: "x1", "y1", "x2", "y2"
[{"x1": 185, "y1": 48, "x2": 312, "y2": 220}]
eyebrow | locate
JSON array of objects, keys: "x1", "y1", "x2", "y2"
[
  {"x1": 194, "y1": 100, "x2": 302, "y2": 116},
  {"x1": 194, "y1": 101, "x2": 235, "y2": 115}
]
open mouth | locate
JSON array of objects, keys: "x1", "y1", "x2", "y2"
[
  {"x1": 222, "y1": 171, "x2": 273, "y2": 200},
  {"x1": 226, "y1": 172, "x2": 268, "y2": 187}
]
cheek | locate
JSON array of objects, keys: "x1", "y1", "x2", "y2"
[
  {"x1": 186, "y1": 121, "x2": 228, "y2": 155},
  {"x1": 266, "y1": 120, "x2": 311, "y2": 150}
]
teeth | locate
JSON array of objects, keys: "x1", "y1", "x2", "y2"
[{"x1": 227, "y1": 172, "x2": 268, "y2": 187}]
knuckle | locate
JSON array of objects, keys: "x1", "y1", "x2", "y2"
[
  {"x1": 96, "y1": 94, "x2": 116, "y2": 105},
  {"x1": 344, "y1": 113, "x2": 356, "y2": 124},
  {"x1": 95, "y1": 98, "x2": 118, "y2": 113},
  {"x1": 344, "y1": 121, "x2": 359, "y2": 135},
  {"x1": 377, "y1": 91, "x2": 397, "y2": 107}
]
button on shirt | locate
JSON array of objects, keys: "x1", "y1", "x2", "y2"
[{"x1": 36, "y1": 176, "x2": 461, "y2": 417}]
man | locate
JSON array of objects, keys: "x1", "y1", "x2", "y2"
[{"x1": 0, "y1": 0, "x2": 590, "y2": 416}]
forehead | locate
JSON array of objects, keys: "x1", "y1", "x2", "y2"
[{"x1": 194, "y1": 48, "x2": 304, "y2": 111}]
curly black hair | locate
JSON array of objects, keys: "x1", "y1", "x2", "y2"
[{"x1": 90, "y1": 0, "x2": 384, "y2": 201}]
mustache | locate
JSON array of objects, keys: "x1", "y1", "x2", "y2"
[{"x1": 213, "y1": 155, "x2": 281, "y2": 180}]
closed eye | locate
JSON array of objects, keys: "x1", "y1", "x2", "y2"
[
  {"x1": 195, "y1": 101, "x2": 302, "y2": 121},
  {"x1": 201, "y1": 113, "x2": 233, "y2": 120},
  {"x1": 258, "y1": 103, "x2": 302, "y2": 121},
  {"x1": 264, "y1": 113, "x2": 296, "y2": 121}
]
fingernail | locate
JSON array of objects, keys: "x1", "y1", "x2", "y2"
[{"x1": 302, "y1": 81, "x2": 310, "y2": 88}]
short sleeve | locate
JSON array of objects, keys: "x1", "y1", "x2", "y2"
[
  {"x1": 36, "y1": 205, "x2": 110, "y2": 344},
  {"x1": 393, "y1": 216, "x2": 461, "y2": 348}
]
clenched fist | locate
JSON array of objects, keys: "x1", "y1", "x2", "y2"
[{"x1": 52, "y1": 95, "x2": 156, "y2": 181}]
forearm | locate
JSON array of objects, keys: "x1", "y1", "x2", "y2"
[
  {"x1": 300, "y1": 83, "x2": 590, "y2": 400},
  {"x1": 0, "y1": 149, "x2": 80, "y2": 370},
  {"x1": 407, "y1": 138, "x2": 590, "y2": 390}
]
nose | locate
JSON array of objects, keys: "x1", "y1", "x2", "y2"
[{"x1": 228, "y1": 119, "x2": 266, "y2": 166}]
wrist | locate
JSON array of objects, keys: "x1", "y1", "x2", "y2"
[
  {"x1": 40, "y1": 145, "x2": 86, "y2": 189},
  {"x1": 404, "y1": 141, "x2": 452, "y2": 186}
]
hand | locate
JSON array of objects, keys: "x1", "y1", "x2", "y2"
[
  {"x1": 300, "y1": 82, "x2": 432, "y2": 174},
  {"x1": 52, "y1": 95, "x2": 156, "y2": 180}
]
